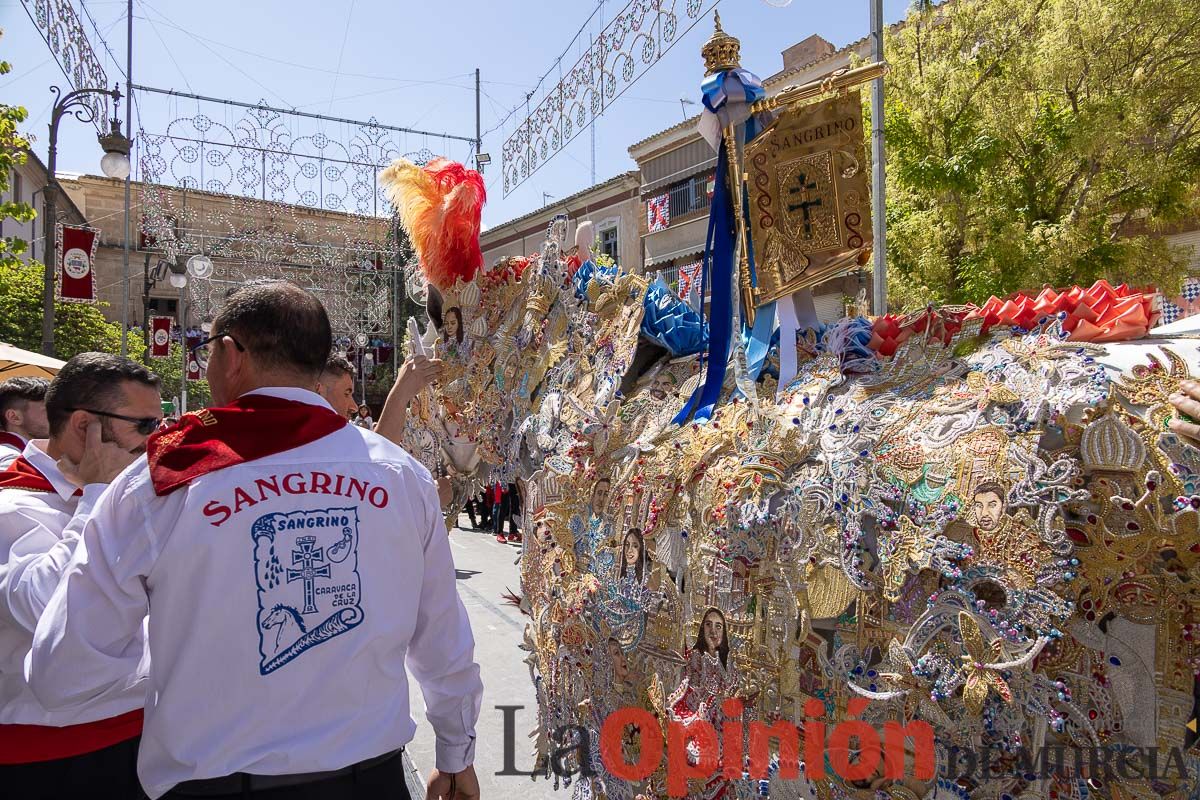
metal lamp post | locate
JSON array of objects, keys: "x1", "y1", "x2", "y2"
[{"x1": 41, "y1": 84, "x2": 131, "y2": 356}]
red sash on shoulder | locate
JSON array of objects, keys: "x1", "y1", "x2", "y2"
[
  {"x1": 0, "y1": 456, "x2": 56, "y2": 493},
  {"x1": 146, "y1": 393, "x2": 348, "y2": 496},
  {"x1": 0, "y1": 431, "x2": 25, "y2": 451}
]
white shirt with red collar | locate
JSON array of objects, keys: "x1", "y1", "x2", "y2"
[
  {"x1": 27, "y1": 387, "x2": 482, "y2": 799},
  {"x1": 0, "y1": 440, "x2": 148, "y2": 729},
  {"x1": 0, "y1": 431, "x2": 27, "y2": 470}
]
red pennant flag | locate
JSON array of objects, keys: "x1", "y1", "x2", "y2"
[
  {"x1": 150, "y1": 316, "x2": 173, "y2": 358},
  {"x1": 186, "y1": 353, "x2": 202, "y2": 381},
  {"x1": 56, "y1": 224, "x2": 99, "y2": 304}
]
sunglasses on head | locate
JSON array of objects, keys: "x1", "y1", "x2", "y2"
[{"x1": 66, "y1": 408, "x2": 164, "y2": 436}]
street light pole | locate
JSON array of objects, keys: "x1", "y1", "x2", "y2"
[
  {"x1": 40, "y1": 84, "x2": 131, "y2": 356},
  {"x1": 870, "y1": 0, "x2": 888, "y2": 315}
]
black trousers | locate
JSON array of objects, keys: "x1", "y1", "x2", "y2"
[
  {"x1": 163, "y1": 750, "x2": 412, "y2": 800},
  {"x1": 1, "y1": 735, "x2": 144, "y2": 799},
  {"x1": 492, "y1": 492, "x2": 517, "y2": 538}
]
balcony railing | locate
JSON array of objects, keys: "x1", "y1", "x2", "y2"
[{"x1": 667, "y1": 178, "x2": 711, "y2": 223}]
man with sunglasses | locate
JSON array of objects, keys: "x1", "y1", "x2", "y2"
[
  {"x1": 28, "y1": 281, "x2": 482, "y2": 800},
  {"x1": 0, "y1": 352, "x2": 161, "y2": 798}
]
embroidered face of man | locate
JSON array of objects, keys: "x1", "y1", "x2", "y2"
[
  {"x1": 972, "y1": 484, "x2": 1006, "y2": 532},
  {"x1": 590, "y1": 479, "x2": 611, "y2": 512},
  {"x1": 702, "y1": 609, "x2": 725, "y2": 654},
  {"x1": 649, "y1": 371, "x2": 676, "y2": 401}
]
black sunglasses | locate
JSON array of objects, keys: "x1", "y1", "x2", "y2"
[
  {"x1": 66, "y1": 408, "x2": 164, "y2": 436},
  {"x1": 189, "y1": 331, "x2": 246, "y2": 354}
]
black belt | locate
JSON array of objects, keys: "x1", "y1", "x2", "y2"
[{"x1": 170, "y1": 748, "x2": 403, "y2": 796}]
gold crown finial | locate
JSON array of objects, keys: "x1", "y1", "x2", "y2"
[{"x1": 702, "y1": 10, "x2": 741, "y2": 75}]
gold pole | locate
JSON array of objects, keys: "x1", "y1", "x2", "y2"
[
  {"x1": 723, "y1": 126, "x2": 755, "y2": 326},
  {"x1": 751, "y1": 62, "x2": 889, "y2": 115}
]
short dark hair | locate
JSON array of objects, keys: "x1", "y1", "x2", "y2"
[
  {"x1": 45, "y1": 353, "x2": 161, "y2": 436},
  {"x1": 212, "y1": 281, "x2": 331, "y2": 378},
  {"x1": 322, "y1": 354, "x2": 355, "y2": 379},
  {"x1": 0, "y1": 377, "x2": 48, "y2": 431},
  {"x1": 973, "y1": 481, "x2": 1007, "y2": 502}
]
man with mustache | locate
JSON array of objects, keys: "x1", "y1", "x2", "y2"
[{"x1": 0, "y1": 353, "x2": 161, "y2": 798}]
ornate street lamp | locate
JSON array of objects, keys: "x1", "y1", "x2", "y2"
[{"x1": 40, "y1": 84, "x2": 131, "y2": 356}]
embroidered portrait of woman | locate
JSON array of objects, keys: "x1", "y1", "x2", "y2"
[{"x1": 619, "y1": 527, "x2": 646, "y2": 585}]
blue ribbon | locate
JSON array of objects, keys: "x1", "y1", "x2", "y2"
[
  {"x1": 642, "y1": 277, "x2": 708, "y2": 357},
  {"x1": 673, "y1": 143, "x2": 736, "y2": 425},
  {"x1": 700, "y1": 68, "x2": 766, "y2": 115}
]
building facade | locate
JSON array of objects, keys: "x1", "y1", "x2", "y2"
[
  {"x1": 1, "y1": 150, "x2": 86, "y2": 265},
  {"x1": 55, "y1": 174, "x2": 391, "y2": 335},
  {"x1": 480, "y1": 172, "x2": 641, "y2": 271}
]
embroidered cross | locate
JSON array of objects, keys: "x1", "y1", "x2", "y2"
[
  {"x1": 286, "y1": 536, "x2": 331, "y2": 615},
  {"x1": 786, "y1": 171, "x2": 822, "y2": 237}
]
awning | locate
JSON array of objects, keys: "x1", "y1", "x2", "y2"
[
  {"x1": 644, "y1": 216, "x2": 708, "y2": 268},
  {"x1": 0, "y1": 342, "x2": 65, "y2": 379},
  {"x1": 640, "y1": 157, "x2": 717, "y2": 197},
  {"x1": 646, "y1": 246, "x2": 704, "y2": 269}
]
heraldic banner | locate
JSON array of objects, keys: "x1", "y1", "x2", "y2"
[
  {"x1": 745, "y1": 91, "x2": 872, "y2": 305},
  {"x1": 186, "y1": 351, "x2": 203, "y2": 381},
  {"x1": 55, "y1": 224, "x2": 100, "y2": 304},
  {"x1": 150, "y1": 316, "x2": 173, "y2": 358}
]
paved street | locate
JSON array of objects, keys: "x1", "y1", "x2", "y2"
[{"x1": 404, "y1": 516, "x2": 563, "y2": 800}]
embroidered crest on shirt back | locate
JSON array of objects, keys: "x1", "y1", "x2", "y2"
[{"x1": 250, "y1": 506, "x2": 364, "y2": 674}]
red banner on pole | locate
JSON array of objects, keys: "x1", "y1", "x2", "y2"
[
  {"x1": 55, "y1": 224, "x2": 99, "y2": 303},
  {"x1": 150, "y1": 316, "x2": 173, "y2": 358},
  {"x1": 186, "y1": 353, "x2": 202, "y2": 381}
]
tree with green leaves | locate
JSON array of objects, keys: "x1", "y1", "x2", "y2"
[
  {"x1": 882, "y1": 0, "x2": 1200, "y2": 309},
  {"x1": 0, "y1": 31, "x2": 131, "y2": 360},
  {"x1": 0, "y1": 251, "x2": 127, "y2": 357},
  {"x1": 0, "y1": 29, "x2": 34, "y2": 274}
]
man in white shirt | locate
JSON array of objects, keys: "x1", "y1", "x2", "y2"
[
  {"x1": 0, "y1": 354, "x2": 162, "y2": 798},
  {"x1": 0, "y1": 377, "x2": 50, "y2": 469},
  {"x1": 28, "y1": 280, "x2": 484, "y2": 800},
  {"x1": 315, "y1": 354, "x2": 358, "y2": 420}
]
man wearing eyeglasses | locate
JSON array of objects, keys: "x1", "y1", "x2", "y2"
[
  {"x1": 0, "y1": 352, "x2": 161, "y2": 798},
  {"x1": 28, "y1": 281, "x2": 483, "y2": 800}
]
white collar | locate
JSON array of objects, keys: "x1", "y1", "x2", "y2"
[
  {"x1": 237, "y1": 387, "x2": 335, "y2": 413},
  {"x1": 22, "y1": 440, "x2": 78, "y2": 501}
]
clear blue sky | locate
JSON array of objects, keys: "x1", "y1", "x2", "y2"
[{"x1": 0, "y1": 0, "x2": 909, "y2": 228}]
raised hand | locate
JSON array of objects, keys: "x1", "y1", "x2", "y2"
[{"x1": 58, "y1": 421, "x2": 139, "y2": 487}]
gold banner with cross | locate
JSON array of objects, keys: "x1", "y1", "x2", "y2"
[{"x1": 745, "y1": 91, "x2": 872, "y2": 306}]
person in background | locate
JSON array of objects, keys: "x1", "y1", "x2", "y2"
[
  {"x1": 0, "y1": 378, "x2": 50, "y2": 470},
  {"x1": 492, "y1": 483, "x2": 519, "y2": 544},
  {"x1": 0, "y1": 354, "x2": 160, "y2": 799},
  {"x1": 353, "y1": 404, "x2": 374, "y2": 429},
  {"x1": 315, "y1": 355, "x2": 357, "y2": 419}
]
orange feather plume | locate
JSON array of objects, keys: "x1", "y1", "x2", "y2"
[{"x1": 380, "y1": 157, "x2": 486, "y2": 290}]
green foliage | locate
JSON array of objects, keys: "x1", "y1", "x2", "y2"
[
  {"x1": 0, "y1": 260, "x2": 125, "y2": 357},
  {"x1": 881, "y1": 0, "x2": 1200, "y2": 309},
  {"x1": 0, "y1": 29, "x2": 34, "y2": 272}
]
